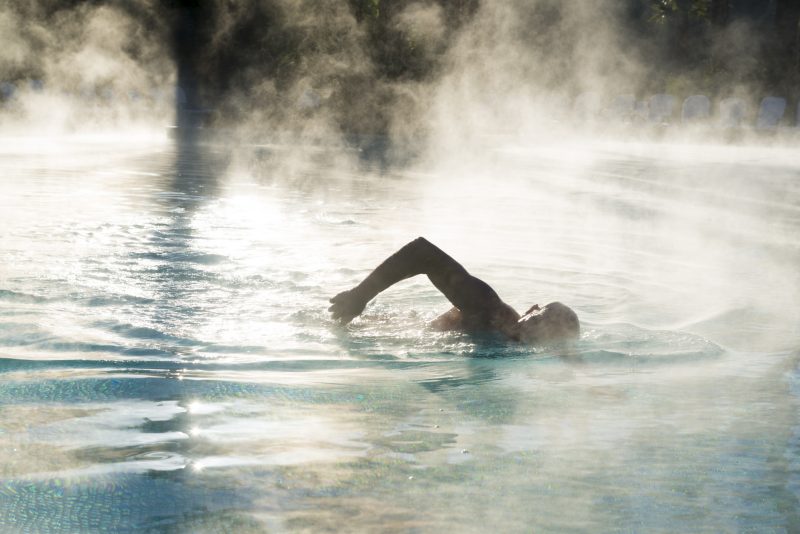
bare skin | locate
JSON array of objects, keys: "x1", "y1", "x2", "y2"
[{"x1": 329, "y1": 237, "x2": 580, "y2": 344}]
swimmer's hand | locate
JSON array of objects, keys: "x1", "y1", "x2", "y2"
[{"x1": 328, "y1": 288, "x2": 367, "y2": 324}]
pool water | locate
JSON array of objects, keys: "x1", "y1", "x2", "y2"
[{"x1": 1, "y1": 134, "x2": 799, "y2": 532}]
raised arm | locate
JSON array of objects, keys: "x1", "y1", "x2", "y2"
[{"x1": 329, "y1": 237, "x2": 505, "y2": 324}]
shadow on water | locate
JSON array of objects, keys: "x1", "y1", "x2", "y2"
[
  {"x1": 132, "y1": 133, "x2": 232, "y2": 503},
  {"x1": 132, "y1": 133, "x2": 230, "y2": 343},
  {"x1": 26, "y1": 134, "x2": 254, "y2": 531}
]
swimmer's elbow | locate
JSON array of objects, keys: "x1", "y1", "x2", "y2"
[
  {"x1": 411, "y1": 237, "x2": 447, "y2": 260},
  {"x1": 412, "y1": 236, "x2": 440, "y2": 252}
]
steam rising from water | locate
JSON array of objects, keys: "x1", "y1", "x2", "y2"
[
  {"x1": 1, "y1": 1, "x2": 798, "y2": 351},
  {"x1": 0, "y1": 1, "x2": 173, "y2": 133},
  {"x1": 0, "y1": 2, "x2": 789, "y2": 143}
]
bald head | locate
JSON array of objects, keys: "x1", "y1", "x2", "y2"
[{"x1": 517, "y1": 301, "x2": 580, "y2": 344}]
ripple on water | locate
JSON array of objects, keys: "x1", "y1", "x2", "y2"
[
  {"x1": 94, "y1": 320, "x2": 199, "y2": 345},
  {"x1": 578, "y1": 322, "x2": 724, "y2": 364},
  {"x1": 0, "y1": 289, "x2": 51, "y2": 304},
  {"x1": 129, "y1": 251, "x2": 229, "y2": 265},
  {"x1": 2, "y1": 141, "x2": 800, "y2": 533}
]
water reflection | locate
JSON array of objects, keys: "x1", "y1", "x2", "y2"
[{"x1": 1, "y1": 139, "x2": 799, "y2": 531}]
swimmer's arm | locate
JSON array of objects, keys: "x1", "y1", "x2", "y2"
[{"x1": 329, "y1": 237, "x2": 503, "y2": 323}]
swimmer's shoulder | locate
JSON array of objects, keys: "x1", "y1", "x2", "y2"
[
  {"x1": 431, "y1": 307, "x2": 463, "y2": 331},
  {"x1": 431, "y1": 301, "x2": 519, "y2": 334}
]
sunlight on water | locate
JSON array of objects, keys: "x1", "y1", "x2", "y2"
[{"x1": 1, "y1": 135, "x2": 799, "y2": 532}]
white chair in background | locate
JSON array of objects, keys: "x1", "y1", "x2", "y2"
[
  {"x1": 718, "y1": 97, "x2": 748, "y2": 128},
  {"x1": 150, "y1": 88, "x2": 168, "y2": 106},
  {"x1": 681, "y1": 95, "x2": 711, "y2": 123},
  {"x1": 608, "y1": 94, "x2": 636, "y2": 122},
  {"x1": 648, "y1": 94, "x2": 676, "y2": 124},
  {"x1": 541, "y1": 93, "x2": 571, "y2": 123},
  {"x1": 573, "y1": 91, "x2": 602, "y2": 122},
  {"x1": 755, "y1": 96, "x2": 786, "y2": 130},
  {"x1": 99, "y1": 87, "x2": 115, "y2": 104},
  {"x1": 80, "y1": 85, "x2": 97, "y2": 103},
  {"x1": 297, "y1": 88, "x2": 321, "y2": 110},
  {"x1": 633, "y1": 100, "x2": 649, "y2": 123},
  {"x1": 1, "y1": 82, "x2": 16, "y2": 102}
]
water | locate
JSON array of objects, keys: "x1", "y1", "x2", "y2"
[{"x1": 1, "y1": 133, "x2": 799, "y2": 532}]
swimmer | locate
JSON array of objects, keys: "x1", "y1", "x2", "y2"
[{"x1": 329, "y1": 237, "x2": 579, "y2": 344}]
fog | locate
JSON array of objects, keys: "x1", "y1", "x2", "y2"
[
  {"x1": 0, "y1": 1, "x2": 173, "y2": 133},
  {"x1": 1, "y1": 2, "x2": 793, "y2": 144},
  {"x1": 1, "y1": 0, "x2": 798, "y2": 350}
]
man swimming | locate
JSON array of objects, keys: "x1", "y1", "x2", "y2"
[{"x1": 329, "y1": 237, "x2": 580, "y2": 344}]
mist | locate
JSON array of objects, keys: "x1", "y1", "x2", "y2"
[
  {"x1": 2, "y1": 0, "x2": 798, "y2": 348},
  {"x1": 2, "y1": 1, "x2": 796, "y2": 146},
  {"x1": 0, "y1": 1, "x2": 174, "y2": 134}
]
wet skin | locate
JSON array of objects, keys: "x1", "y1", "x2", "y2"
[{"x1": 329, "y1": 237, "x2": 579, "y2": 344}]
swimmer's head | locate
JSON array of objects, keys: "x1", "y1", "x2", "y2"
[{"x1": 517, "y1": 301, "x2": 580, "y2": 344}]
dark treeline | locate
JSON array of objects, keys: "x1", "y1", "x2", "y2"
[
  {"x1": 634, "y1": 0, "x2": 800, "y2": 96},
  {"x1": 168, "y1": 0, "x2": 800, "y2": 132},
  {"x1": 166, "y1": 0, "x2": 481, "y2": 135},
  {"x1": 1, "y1": 0, "x2": 798, "y2": 133}
]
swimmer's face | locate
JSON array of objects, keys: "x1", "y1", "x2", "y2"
[{"x1": 517, "y1": 301, "x2": 580, "y2": 344}]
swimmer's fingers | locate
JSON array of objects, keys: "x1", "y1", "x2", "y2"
[
  {"x1": 328, "y1": 302, "x2": 350, "y2": 322},
  {"x1": 328, "y1": 289, "x2": 365, "y2": 324},
  {"x1": 328, "y1": 292, "x2": 345, "y2": 305},
  {"x1": 328, "y1": 292, "x2": 348, "y2": 316},
  {"x1": 329, "y1": 304, "x2": 357, "y2": 324}
]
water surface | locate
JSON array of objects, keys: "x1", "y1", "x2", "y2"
[{"x1": 1, "y1": 134, "x2": 799, "y2": 532}]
